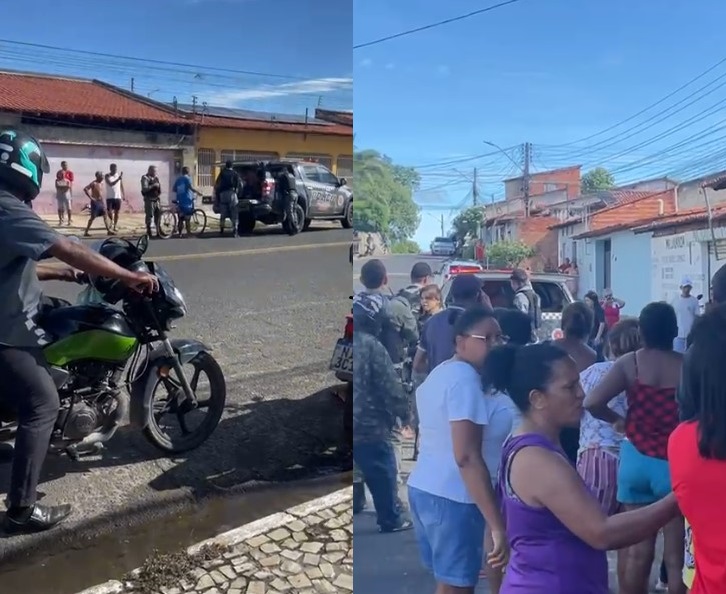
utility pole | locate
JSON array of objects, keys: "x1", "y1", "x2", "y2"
[
  {"x1": 523, "y1": 142, "x2": 532, "y2": 216},
  {"x1": 130, "y1": 77, "x2": 135, "y2": 93},
  {"x1": 440, "y1": 214, "x2": 445, "y2": 237},
  {"x1": 472, "y1": 167, "x2": 479, "y2": 206}
]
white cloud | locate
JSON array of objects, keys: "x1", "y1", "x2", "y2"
[
  {"x1": 198, "y1": 77, "x2": 353, "y2": 106},
  {"x1": 360, "y1": 58, "x2": 373, "y2": 68}
]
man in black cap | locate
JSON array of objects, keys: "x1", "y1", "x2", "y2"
[
  {"x1": 412, "y1": 274, "x2": 491, "y2": 375},
  {"x1": 510, "y1": 267, "x2": 541, "y2": 342}
]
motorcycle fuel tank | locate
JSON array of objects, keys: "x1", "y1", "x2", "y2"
[{"x1": 42, "y1": 305, "x2": 138, "y2": 366}]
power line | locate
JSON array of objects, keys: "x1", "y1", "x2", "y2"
[
  {"x1": 353, "y1": 0, "x2": 525, "y2": 49},
  {"x1": 548, "y1": 54, "x2": 726, "y2": 148},
  {"x1": 0, "y1": 39, "x2": 306, "y2": 80}
]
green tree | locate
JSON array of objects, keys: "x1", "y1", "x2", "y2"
[
  {"x1": 451, "y1": 206, "x2": 485, "y2": 242},
  {"x1": 353, "y1": 149, "x2": 421, "y2": 242},
  {"x1": 487, "y1": 241, "x2": 535, "y2": 268},
  {"x1": 391, "y1": 239, "x2": 421, "y2": 254},
  {"x1": 581, "y1": 167, "x2": 615, "y2": 194}
]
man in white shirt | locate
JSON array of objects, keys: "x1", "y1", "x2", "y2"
[
  {"x1": 672, "y1": 276, "x2": 700, "y2": 353},
  {"x1": 104, "y1": 163, "x2": 124, "y2": 233}
]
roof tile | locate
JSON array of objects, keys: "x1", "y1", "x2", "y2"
[
  {"x1": 632, "y1": 204, "x2": 726, "y2": 233},
  {"x1": 0, "y1": 70, "x2": 188, "y2": 124}
]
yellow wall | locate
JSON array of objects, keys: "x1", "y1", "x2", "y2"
[{"x1": 195, "y1": 126, "x2": 353, "y2": 190}]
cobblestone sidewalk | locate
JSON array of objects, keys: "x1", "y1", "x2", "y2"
[{"x1": 79, "y1": 488, "x2": 352, "y2": 594}]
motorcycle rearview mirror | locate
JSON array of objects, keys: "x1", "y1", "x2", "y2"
[
  {"x1": 697, "y1": 294, "x2": 704, "y2": 300},
  {"x1": 136, "y1": 234, "x2": 149, "y2": 255}
]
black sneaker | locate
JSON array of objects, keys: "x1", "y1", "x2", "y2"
[
  {"x1": 379, "y1": 519, "x2": 413, "y2": 533},
  {"x1": 3, "y1": 503, "x2": 72, "y2": 534}
]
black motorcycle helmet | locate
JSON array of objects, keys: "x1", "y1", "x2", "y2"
[
  {"x1": 90, "y1": 237, "x2": 148, "y2": 304},
  {"x1": 0, "y1": 130, "x2": 50, "y2": 201}
]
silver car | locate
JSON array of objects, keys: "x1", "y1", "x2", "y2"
[{"x1": 430, "y1": 237, "x2": 456, "y2": 256}]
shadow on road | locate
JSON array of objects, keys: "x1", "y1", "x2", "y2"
[{"x1": 0, "y1": 382, "x2": 352, "y2": 542}]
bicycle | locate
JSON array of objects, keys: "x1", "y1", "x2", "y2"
[{"x1": 157, "y1": 205, "x2": 208, "y2": 239}]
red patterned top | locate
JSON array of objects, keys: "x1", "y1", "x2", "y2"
[{"x1": 624, "y1": 356, "x2": 680, "y2": 460}]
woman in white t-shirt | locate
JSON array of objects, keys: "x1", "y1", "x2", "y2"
[{"x1": 408, "y1": 306, "x2": 510, "y2": 594}]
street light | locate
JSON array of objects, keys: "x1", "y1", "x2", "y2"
[{"x1": 483, "y1": 140, "x2": 523, "y2": 173}]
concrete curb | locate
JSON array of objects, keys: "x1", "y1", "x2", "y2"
[{"x1": 75, "y1": 486, "x2": 352, "y2": 594}]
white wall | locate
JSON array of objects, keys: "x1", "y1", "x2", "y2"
[
  {"x1": 610, "y1": 231, "x2": 652, "y2": 316},
  {"x1": 575, "y1": 238, "x2": 596, "y2": 300},
  {"x1": 650, "y1": 233, "x2": 706, "y2": 304}
]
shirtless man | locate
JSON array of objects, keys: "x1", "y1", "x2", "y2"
[{"x1": 83, "y1": 171, "x2": 113, "y2": 237}]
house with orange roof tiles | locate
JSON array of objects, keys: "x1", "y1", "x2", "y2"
[{"x1": 0, "y1": 69, "x2": 196, "y2": 215}]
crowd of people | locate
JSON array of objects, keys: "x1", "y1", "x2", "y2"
[
  {"x1": 353, "y1": 257, "x2": 726, "y2": 594},
  {"x1": 49, "y1": 160, "x2": 205, "y2": 238}
]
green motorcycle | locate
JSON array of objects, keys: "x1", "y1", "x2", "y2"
[{"x1": 0, "y1": 235, "x2": 226, "y2": 459}]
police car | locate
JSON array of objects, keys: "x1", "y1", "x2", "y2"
[
  {"x1": 433, "y1": 259, "x2": 484, "y2": 286},
  {"x1": 439, "y1": 270, "x2": 575, "y2": 342}
]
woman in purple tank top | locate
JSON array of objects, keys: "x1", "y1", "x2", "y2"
[{"x1": 481, "y1": 343, "x2": 681, "y2": 593}]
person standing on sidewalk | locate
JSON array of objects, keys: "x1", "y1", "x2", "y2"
[
  {"x1": 141, "y1": 165, "x2": 162, "y2": 238},
  {"x1": 104, "y1": 163, "x2": 124, "y2": 234},
  {"x1": 672, "y1": 276, "x2": 700, "y2": 354},
  {"x1": 602, "y1": 289, "x2": 625, "y2": 330},
  {"x1": 510, "y1": 268, "x2": 541, "y2": 343},
  {"x1": 214, "y1": 160, "x2": 241, "y2": 238},
  {"x1": 486, "y1": 342, "x2": 680, "y2": 594},
  {"x1": 352, "y1": 293, "x2": 413, "y2": 533},
  {"x1": 412, "y1": 274, "x2": 491, "y2": 376},
  {"x1": 83, "y1": 172, "x2": 113, "y2": 237},
  {"x1": 408, "y1": 306, "x2": 509, "y2": 593},
  {"x1": 59, "y1": 160, "x2": 74, "y2": 198},
  {"x1": 54, "y1": 170, "x2": 72, "y2": 226}
]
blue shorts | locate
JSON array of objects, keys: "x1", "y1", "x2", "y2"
[
  {"x1": 408, "y1": 486, "x2": 484, "y2": 588},
  {"x1": 617, "y1": 439, "x2": 672, "y2": 505}
]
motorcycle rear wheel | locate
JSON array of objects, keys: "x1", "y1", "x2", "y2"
[{"x1": 143, "y1": 351, "x2": 226, "y2": 453}]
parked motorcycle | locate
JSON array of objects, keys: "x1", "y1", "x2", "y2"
[
  {"x1": 330, "y1": 298, "x2": 353, "y2": 443},
  {"x1": 0, "y1": 235, "x2": 227, "y2": 459}
]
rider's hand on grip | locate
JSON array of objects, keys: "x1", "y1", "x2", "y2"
[{"x1": 123, "y1": 271, "x2": 159, "y2": 294}]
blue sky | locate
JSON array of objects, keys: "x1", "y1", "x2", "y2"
[
  {"x1": 0, "y1": 0, "x2": 351, "y2": 115},
  {"x1": 354, "y1": 0, "x2": 726, "y2": 246}
]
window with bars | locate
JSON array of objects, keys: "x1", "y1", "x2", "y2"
[
  {"x1": 220, "y1": 149, "x2": 280, "y2": 164},
  {"x1": 197, "y1": 148, "x2": 216, "y2": 188},
  {"x1": 336, "y1": 155, "x2": 353, "y2": 179},
  {"x1": 285, "y1": 153, "x2": 333, "y2": 170}
]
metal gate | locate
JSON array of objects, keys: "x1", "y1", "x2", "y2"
[{"x1": 197, "y1": 148, "x2": 215, "y2": 194}]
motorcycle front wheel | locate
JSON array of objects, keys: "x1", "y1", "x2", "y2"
[{"x1": 143, "y1": 351, "x2": 226, "y2": 453}]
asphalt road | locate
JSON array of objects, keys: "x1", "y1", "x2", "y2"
[
  {"x1": 0, "y1": 223, "x2": 353, "y2": 562},
  {"x1": 353, "y1": 254, "x2": 447, "y2": 293}
]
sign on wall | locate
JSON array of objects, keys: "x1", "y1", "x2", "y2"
[{"x1": 651, "y1": 234, "x2": 705, "y2": 304}]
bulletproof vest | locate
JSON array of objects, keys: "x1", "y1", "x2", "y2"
[{"x1": 516, "y1": 287, "x2": 542, "y2": 330}]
